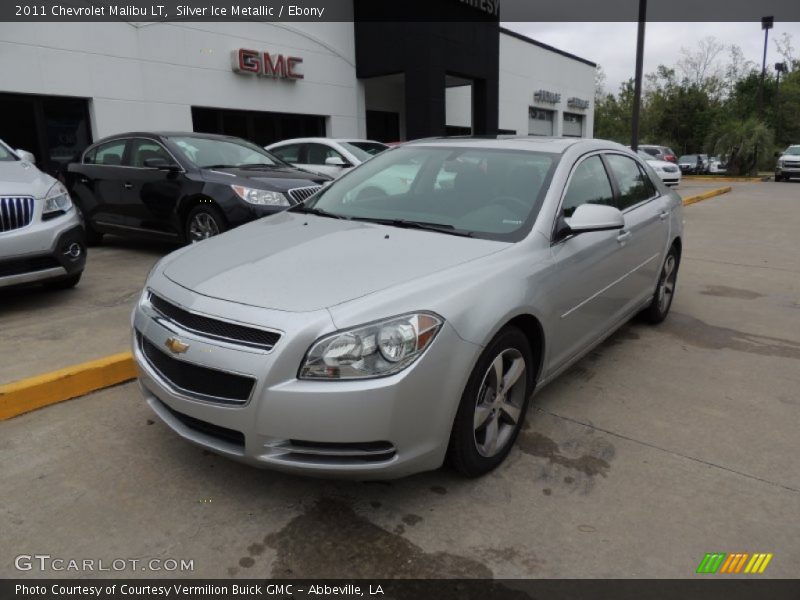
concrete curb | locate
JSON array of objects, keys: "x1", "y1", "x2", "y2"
[
  {"x1": 0, "y1": 352, "x2": 136, "y2": 421},
  {"x1": 0, "y1": 183, "x2": 737, "y2": 422},
  {"x1": 682, "y1": 186, "x2": 733, "y2": 206},
  {"x1": 683, "y1": 175, "x2": 768, "y2": 182}
]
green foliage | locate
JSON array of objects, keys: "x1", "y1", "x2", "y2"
[{"x1": 594, "y1": 36, "x2": 799, "y2": 166}]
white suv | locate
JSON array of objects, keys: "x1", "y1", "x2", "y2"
[
  {"x1": 0, "y1": 140, "x2": 86, "y2": 289},
  {"x1": 775, "y1": 145, "x2": 800, "y2": 182}
]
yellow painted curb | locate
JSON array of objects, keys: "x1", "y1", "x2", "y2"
[
  {"x1": 683, "y1": 175, "x2": 767, "y2": 182},
  {"x1": 682, "y1": 186, "x2": 732, "y2": 207},
  {"x1": 0, "y1": 352, "x2": 136, "y2": 421}
]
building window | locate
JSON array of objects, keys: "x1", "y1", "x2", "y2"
[
  {"x1": 528, "y1": 108, "x2": 554, "y2": 136},
  {"x1": 563, "y1": 112, "x2": 584, "y2": 138}
]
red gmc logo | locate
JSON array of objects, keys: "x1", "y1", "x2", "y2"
[{"x1": 232, "y1": 49, "x2": 304, "y2": 79}]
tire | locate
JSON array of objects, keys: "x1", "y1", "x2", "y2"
[
  {"x1": 775, "y1": 173, "x2": 783, "y2": 182},
  {"x1": 75, "y1": 204, "x2": 103, "y2": 246},
  {"x1": 448, "y1": 327, "x2": 535, "y2": 477},
  {"x1": 640, "y1": 245, "x2": 680, "y2": 324},
  {"x1": 184, "y1": 204, "x2": 227, "y2": 244},
  {"x1": 44, "y1": 272, "x2": 82, "y2": 290}
]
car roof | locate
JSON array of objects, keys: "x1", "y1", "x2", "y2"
[
  {"x1": 89, "y1": 131, "x2": 247, "y2": 145},
  {"x1": 401, "y1": 136, "x2": 626, "y2": 154},
  {"x1": 267, "y1": 138, "x2": 385, "y2": 146}
]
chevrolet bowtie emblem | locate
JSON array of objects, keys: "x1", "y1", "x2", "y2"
[{"x1": 165, "y1": 337, "x2": 189, "y2": 354}]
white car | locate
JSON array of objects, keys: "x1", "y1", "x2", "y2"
[
  {"x1": 266, "y1": 138, "x2": 388, "y2": 179},
  {"x1": 708, "y1": 156, "x2": 727, "y2": 174},
  {"x1": 637, "y1": 150, "x2": 681, "y2": 187}
]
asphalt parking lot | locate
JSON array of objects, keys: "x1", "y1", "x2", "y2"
[{"x1": 1, "y1": 181, "x2": 798, "y2": 578}]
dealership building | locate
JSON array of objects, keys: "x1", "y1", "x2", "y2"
[{"x1": 0, "y1": 5, "x2": 595, "y2": 174}]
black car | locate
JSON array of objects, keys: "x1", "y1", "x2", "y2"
[{"x1": 66, "y1": 132, "x2": 331, "y2": 244}]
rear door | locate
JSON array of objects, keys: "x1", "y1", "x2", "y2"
[
  {"x1": 603, "y1": 153, "x2": 669, "y2": 311},
  {"x1": 70, "y1": 138, "x2": 130, "y2": 229}
]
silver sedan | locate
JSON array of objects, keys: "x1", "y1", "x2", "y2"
[{"x1": 132, "y1": 137, "x2": 683, "y2": 478}]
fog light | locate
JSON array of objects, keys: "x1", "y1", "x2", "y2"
[{"x1": 64, "y1": 243, "x2": 82, "y2": 259}]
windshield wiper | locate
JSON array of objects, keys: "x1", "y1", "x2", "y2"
[
  {"x1": 202, "y1": 164, "x2": 238, "y2": 169},
  {"x1": 352, "y1": 217, "x2": 473, "y2": 237},
  {"x1": 236, "y1": 163, "x2": 279, "y2": 169},
  {"x1": 288, "y1": 205, "x2": 347, "y2": 220}
]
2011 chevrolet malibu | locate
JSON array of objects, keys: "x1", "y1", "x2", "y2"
[{"x1": 132, "y1": 137, "x2": 683, "y2": 479}]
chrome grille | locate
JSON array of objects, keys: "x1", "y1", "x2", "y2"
[
  {"x1": 287, "y1": 185, "x2": 322, "y2": 204},
  {"x1": 0, "y1": 196, "x2": 35, "y2": 233},
  {"x1": 148, "y1": 292, "x2": 281, "y2": 351}
]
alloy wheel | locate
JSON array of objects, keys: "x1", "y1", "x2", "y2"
[
  {"x1": 473, "y1": 348, "x2": 527, "y2": 458},
  {"x1": 188, "y1": 212, "x2": 220, "y2": 242},
  {"x1": 657, "y1": 254, "x2": 677, "y2": 314}
]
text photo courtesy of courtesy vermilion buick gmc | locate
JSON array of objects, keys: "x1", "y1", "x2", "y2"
[{"x1": 66, "y1": 132, "x2": 331, "y2": 245}]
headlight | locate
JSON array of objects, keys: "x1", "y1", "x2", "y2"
[
  {"x1": 778, "y1": 158, "x2": 785, "y2": 166},
  {"x1": 299, "y1": 312, "x2": 443, "y2": 380},
  {"x1": 42, "y1": 182, "x2": 73, "y2": 216},
  {"x1": 231, "y1": 185, "x2": 289, "y2": 206}
]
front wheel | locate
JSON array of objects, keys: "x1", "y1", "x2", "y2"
[
  {"x1": 640, "y1": 246, "x2": 680, "y2": 324},
  {"x1": 448, "y1": 327, "x2": 535, "y2": 477},
  {"x1": 185, "y1": 205, "x2": 226, "y2": 244}
]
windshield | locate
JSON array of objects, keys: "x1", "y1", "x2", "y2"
[
  {"x1": 0, "y1": 141, "x2": 18, "y2": 162},
  {"x1": 341, "y1": 141, "x2": 388, "y2": 161},
  {"x1": 303, "y1": 145, "x2": 557, "y2": 241},
  {"x1": 167, "y1": 135, "x2": 285, "y2": 168},
  {"x1": 679, "y1": 155, "x2": 698, "y2": 162},
  {"x1": 637, "y1": 150, "x2": 655, "y2": 161},
  {"x1": 784, "y1": 146, "x2": 800, "y2": 156}
]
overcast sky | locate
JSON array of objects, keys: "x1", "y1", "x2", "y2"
[{"x1": 503, "y1": 22, "x2": 800, "y2": 94}]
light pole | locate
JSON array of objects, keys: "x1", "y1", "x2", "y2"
[
  {"x1": 757, "y1": 16, "x2": 773, "y2": 117},
  {"x1": 775, "y1": 61, "x2": 788, "y2": 144},
  {"x1": 630, "y1": 0, "x2": 647, "y2": 151}
]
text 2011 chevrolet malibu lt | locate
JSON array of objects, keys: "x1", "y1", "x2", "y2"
[{"x1": 132, "y1": 138, "x2": 683, "y2": 478}]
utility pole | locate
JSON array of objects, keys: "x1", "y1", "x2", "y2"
[
  {"x1": 757, "y1": 16, "x2": 773, "y2": 117},
  {"x1": 630, "y1": 0, "x2": 647, "y2": 151},
  {"x1": 775, "y1": 62, "x2": 787, "y2": 144}
]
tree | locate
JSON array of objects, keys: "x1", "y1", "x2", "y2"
[
  {"x1": 711, "y1": 118, "x2": 774, "y2": 175},
  {"x1": 677, "y1": 36, "x2": 725, "y2": 97}
]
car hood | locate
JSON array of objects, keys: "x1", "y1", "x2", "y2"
[
  {"x1": 0, "y1": 160, "x2": 55, "y2": 197},
  {"x1": 200, "y1": 166, "x2": 330, "y2": 193},
  {"x1": 162, "y1": 211, "x2": 507, "y2": 312}
]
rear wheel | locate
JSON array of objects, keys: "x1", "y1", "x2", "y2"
[
  {"x1": 185, "y1": 205, "x2": 226, "y2": 244},
  {"x1": 640, "y1": 246, "x2": 679, "y2": 324},
  {"x1": 448, "y1": 327, "x2": 535, "y2": 477}
]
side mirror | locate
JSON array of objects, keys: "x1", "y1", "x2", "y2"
[
  {"x1": 144, "y1": 157, "x2": 178, "y2": 170},
  {"x1": 16, "y1": 149, "x2": 36, "y2": 164},
  {"x1": 565, "y1": 204, "x2": 625, "y2": 235},
  {"x1": 324, "y1": 156, "x2": 350, "y2": 167},
  {"x1": 774, "y1": 151, "x2": 781, "y2": 158}
]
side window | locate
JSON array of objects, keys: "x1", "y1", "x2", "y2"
[
  {"x1": 606, "y1": 154, "x2": 655, "y2": 210},
  {"x1": 128, "y1": 139, "x2": 175, "y2": 168},
  {"x1": 561, "y1": 155, "x2": 615, "y2": 218},
  {"x1": 86, "y1": 140, "x2": 126, "y2": 166},
  {"x1": 271, "y1": 144, "x2": 302, "y2": 163},
  {"x1": 306, "y1": 143, "x2": 345, "y2": 166}
]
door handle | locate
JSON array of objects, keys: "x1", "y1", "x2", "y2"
[
  {"x1": 659, "y1": 210, "x2": 670, "y2": 220},
  {"x1": 80, "y1": 177, "x2": 89, "y2": 184},
  {"x1": 123, "y1": 182, "x2": 133, "y2": 190},
  {"x1": 617, "y1": 230, "x2": 632, "y2": 244}
]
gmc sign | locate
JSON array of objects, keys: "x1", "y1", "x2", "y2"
[{"x1": 232, "y1": 49, "x2": 304, "y2": 79}]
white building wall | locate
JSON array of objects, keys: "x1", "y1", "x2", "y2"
[
  {"x1": 0, "y1": 21, "x2": 363, "y2": 139},
  {"x1": 498, "y1": 32, "x2": 595, "y2": 137}
]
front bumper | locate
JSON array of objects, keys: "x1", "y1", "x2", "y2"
[
  {"x1": 132, "y1": 275, "x2": 481, "y2": 479},
  {"x1": 776, "y1": 165, "x2": 800, "y2": 178},
  {"x1": 0, "y1": 210, "x2": 85, "y2": 288}
]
